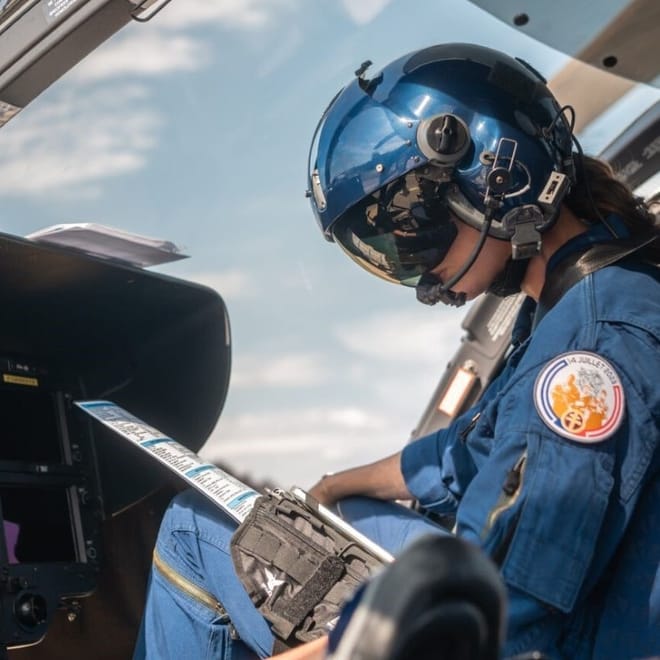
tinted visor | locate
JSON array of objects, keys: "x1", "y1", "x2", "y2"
[{"x1": 331, "y1": 172, "x2": 458, "y2": 286}]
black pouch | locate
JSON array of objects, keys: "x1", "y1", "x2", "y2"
[{"x1": 230, "y1": 489, "x2": 385, "y2": 650}]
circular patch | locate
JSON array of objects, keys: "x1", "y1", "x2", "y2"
[{"x1": 534, "y1": 351, "x2": 625, "y2": 443}]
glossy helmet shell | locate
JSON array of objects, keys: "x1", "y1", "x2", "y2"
[{"x1": 308, "y1": 43, "x2": 573, "y2": 243}]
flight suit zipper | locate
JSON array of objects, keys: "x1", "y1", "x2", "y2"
[
  {"x1": 482, "y1": 452, "x2": 527, "y2": 554},
  {"x1": 459, "y1": 412, "x2": 481, "y2": 442},
  {"x1": 153, "y1": 547, "x2": 232, "y2": 624}
]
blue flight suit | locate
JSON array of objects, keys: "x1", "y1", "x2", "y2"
[
  {"x1": 135, "y1": 226, "x2": 659, "y2": 659},
  {"x1": 401, "y1": 255, "x2": 660, "y2": 656}
]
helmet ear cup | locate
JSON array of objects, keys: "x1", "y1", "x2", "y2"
[{"x1": 417, "y1": 113, "x2": 471, "y2": 165}]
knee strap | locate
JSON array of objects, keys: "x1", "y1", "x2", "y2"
[{"x1": 230, "y1": 492, "x2": 384, "y2": 649}]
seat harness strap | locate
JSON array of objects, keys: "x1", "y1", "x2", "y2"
[{"x1": 534, "y1": 233, "x2": 658, "y2": 327}]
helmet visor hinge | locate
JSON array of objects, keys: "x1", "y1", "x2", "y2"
[
  {"x1": 310, "y1": 168, "x2": 327, "y2": 213},
  {"x1": 417, "y1": 113, "x2": 470, "y2": 165}
]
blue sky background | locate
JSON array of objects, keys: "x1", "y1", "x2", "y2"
[{"x1": 1, "y1": 0, "x2": 657, "y2": 488}]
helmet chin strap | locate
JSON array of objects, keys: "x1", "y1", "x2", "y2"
[
  {"x1": 487, "y1": 257, "x2": 530, "y2": 297},
  {"x1": 416, "y1": 212, "x2": 493, "y2": 307}
]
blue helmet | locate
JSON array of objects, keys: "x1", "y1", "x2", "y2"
[{"x1": 307, "y1": 43, "x2": 575, "y2": 295}]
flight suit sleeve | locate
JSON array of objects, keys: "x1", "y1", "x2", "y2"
[
  {"x1": 462, "y1": 356, "x2": 621, "y2": 600},
  {"x1": 400, "y1": 355, "x2": 519, "y2": 514},
  {"x1": 400, "y1": 402, "x2": 487, "y2": 514},
  {"x1": 458, "y1": 336, "x2": 660, "y2": 658}
]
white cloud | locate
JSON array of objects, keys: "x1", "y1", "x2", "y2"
[
  {"x1": 69, "y1": 0, "x2": 302, "y2": 83},
  {"x1": 0, "y1": 0, "x2": 305, "y2": 201},
  {"x1": 198, "y1": 308, "x2": 470, "y2": 487},
  {"x1": 334, "y1": 308, "x2": 465, "y2": 363},
  {"x1": 218, "y1": 405, "x2": 386, "y2": 437},
  {"x1": 75, "y1": 0, "x2": 302, "y2": 83},
  {"x1": 0, "y1": 85, "x2": 159, "y2": 197},
  {"x1": 326, "y1": 407, "x2": 375, "y2": 428},
  {"x1": 339, "y1": 0, "x2": 394, "y2": 24},
  {"x1": 231, "y1": 352, "x2": 331, "y2": 387},
  {"x1": 71, "y1": 33, "x2": 208, "y2": 82},
  {"x1": 154, "y1": 0, "x2": 298, "y2": 31},
  {"x1": 201, "y1": 404, "x2": 399, "y2": 487}
]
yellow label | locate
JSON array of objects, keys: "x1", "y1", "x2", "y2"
[{"x1": 3, "y1": 374, "x2": 38, "y2": 387}]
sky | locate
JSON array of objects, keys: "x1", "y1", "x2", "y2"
[{"x1": 1, "y1": 0, "x2": 657, "y2": 489}]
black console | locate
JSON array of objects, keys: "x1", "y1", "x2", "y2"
[
  {"x1": 0, "y1": 232, "x2": 231, "y2": 656},
  {"x1": 0, "y1": 357, "x2": 101, "y2": 651}
]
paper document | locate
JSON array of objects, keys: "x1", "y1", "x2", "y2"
[
  {"x1": 26, "y1": 223, "x2": 189, "y2": 268},
  {"x1": 75, "y1": 400, "x2": 259, "y2": 523},
  {"x1": 76, "y1": 400, "x2": 394, "y2": 562}
]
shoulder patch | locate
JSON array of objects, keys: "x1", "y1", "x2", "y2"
[{"x1": 534, "y1": 351, "x2": 625, "y2": 443}]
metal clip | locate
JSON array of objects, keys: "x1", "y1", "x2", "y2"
[
  {"x1": 484, "y1": 137, "x2": 518, "y2": 206},
  {"x1": 310, "y1": 168, "x2": 327, "y2": 211},
  {"x1": 130, "y1": 0, "x2": 173, "y2": 23}
]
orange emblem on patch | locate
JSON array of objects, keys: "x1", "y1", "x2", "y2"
[{"x1": 534, "y1": 351, "x2": 625, "y2": 442}]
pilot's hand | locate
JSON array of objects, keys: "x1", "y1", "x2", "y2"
[
  {"x1": 267, "y1": 635, "x2": 327, "y2": 659},
  {"x1": 308, "y1": 452, "x2": 410, "y2": 507},
  {"x1": 308, "y1": 474, "x2": 336, "y2": 507}
]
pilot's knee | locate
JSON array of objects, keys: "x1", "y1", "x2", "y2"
[{"x1": 155, "y1": 489, "x2": 238, "y2": 567}]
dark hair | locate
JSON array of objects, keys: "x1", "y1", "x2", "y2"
[{"x1": 564, "y1": 154, "x2": 659, "y2": 263}]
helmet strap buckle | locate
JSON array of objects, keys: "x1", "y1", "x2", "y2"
[{"x1": 503, "y1": 205, "x2": 543, "y2": 260}]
